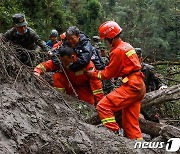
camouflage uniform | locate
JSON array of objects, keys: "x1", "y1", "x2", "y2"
[
  {"x1": 3, "y1": 14, "x2": 48, "y2": 66},
  {"x1": 135, "y1": 48, "x2": 167, "y2": 123},
  {"x1": 141, "y1": 62, "x2": 167, "y2": 123},
  {"x1": 3, "y1": 27, "x2": 48, "y2": 52},
  {"x1": 141, "y1": 62, "x2": 164, "y2": 92},
  {"x1": 101, "y1": 56, "x2": 115, "y2": 95},
  {"x1": 4, "y1": 27, "x2": 48, "y2": 66}
]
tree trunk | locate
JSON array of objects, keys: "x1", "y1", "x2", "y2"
[
  {"x1": 142, "y1": 84, "x2": 180, "y2": 108},
  {"x1": 139, "y1": 118, "x2": 180, "y2": 139}
]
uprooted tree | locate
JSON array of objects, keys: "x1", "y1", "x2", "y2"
[{"x1": 0, "y1": 36, "x2": 180, "y2": 153}]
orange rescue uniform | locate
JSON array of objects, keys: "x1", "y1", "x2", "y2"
[
  {"x1": 34, "y1": 60, "x2": 104, "y2": 105},
  {"x1": 52, "y1": 41, "x2": 63, "y2": 50},
  {"x1": 93, "y1": 39, "x2": 146, "y2": 139}
]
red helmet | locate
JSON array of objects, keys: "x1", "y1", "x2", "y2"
[
  {"x1": 60, "y1": 32, "x2": 66, "y2": 40},
  {"x1": 98, "y1": 21, "x2": 122, "y2": 39}
]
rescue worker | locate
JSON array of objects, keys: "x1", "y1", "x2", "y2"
[
  {"x1": 135, "y1": 48, "x2": 167, "y2": 123},
  {"x1": 53, "y1": 32, "x2": 66, "y2": 50},
  {"x1": 87, "y1": 21, "x2": 146, "y2": 139},
  {"x1": 3, "y1": 13, "x2": 48, "y2": 52},
  {"x1": 92, "y1": 36, "x2": 100, "y2": 49},
  {"x1": 100, "y1": 46, "x2": 109, "y2": 67},
  {"x1": 3, "y1": 13, "x2": 48, "y2": 66},
  {"x1": 46, "y1": 29, "x2": 59, "y2": 48},
  {"x1": 135, "y1": 48, "x2": 167, "y2": 92},
  {"x1": 34, "y1": 46, "x2": 104, "y2": 105},
  {"x1": 52, "y1": 26, "x2": 105, "y2": 72},
  {"x1": 100, "y1": 46, "x2": 115, "y2": 95}
]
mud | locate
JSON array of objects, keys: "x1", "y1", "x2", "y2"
[{"x1": 1, "y1": 81, "x2": 151, "y2": 154}]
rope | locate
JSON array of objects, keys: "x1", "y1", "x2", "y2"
[{"x1": 54, "y1": 54, "x2": 79, "y2": 99}]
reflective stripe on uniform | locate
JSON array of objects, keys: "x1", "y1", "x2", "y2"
[
  {"x1": 36, "y1": 64, "x2": 46, "y2": 72},
  {"x1": 122, "y1": 77, "x2": 129, "y2": 83},
  {"x1": 136, "y1": 138, "x2": 143, "y2": 140},
  {"x1": 54, "y1": 87, "x2": 65, "y2": 93},
  {"x1": 98, "y1": 71, "x2": 102, "y2": 79},
  {"x1": 126, "y1": 50, "x2": 136, "y2": 57},
  {"x1": 93, "y1": 88, "x2": 103, "y2": 95},
  {"x1": 101, "y1": 117, "x2": 116, "y2": 125}
]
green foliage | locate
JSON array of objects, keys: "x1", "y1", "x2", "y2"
[
  {"x1": 87, "y1": 0, "x2": 101, "y2": 20},
  {"x1": 101, "y1": 0, "x2": 179, "y2": 61},
  {"x1": 0, "y1": 0, "x2": 179, "y2": 60},
  {"x1": 0, "y1": 0, "x2": 23, "y2": 31},
  {"x1": 163, "y1": 101, "x2": 180, "y2": 120}
]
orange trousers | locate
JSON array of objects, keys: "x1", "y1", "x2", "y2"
[
  {"x1": 53, "y1": 72, "x2": 102, "y2": 105},
  {"x1": 96, "y1": 72, "x2": 146, "y2": 139}
]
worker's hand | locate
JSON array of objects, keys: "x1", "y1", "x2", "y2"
[
  {"x1": 33, "y1": 71, "x2": 40, "y2": 77},
  {"x1": 85, "y1": 68, "x2": 95, "y2": 77},
  {"x1": 33, "y1": 71, "x2": 44, "y2": 82},
  {"x1": 48, "y1": 50, "x2": 53, "y2": 56}
]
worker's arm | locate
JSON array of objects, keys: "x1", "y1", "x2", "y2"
[
  {"x1": 3, "y1": 28, "x2": 14, "y2": 41},
  {"x1": 30, "y1": 28, "x2": 49, "y2": 52},
  {"x1": 34, "y1": 60, "x2": 59, "y2": 75},
  {"x1": 90, "y1": 49, "x2": 122, "y2": 80}
]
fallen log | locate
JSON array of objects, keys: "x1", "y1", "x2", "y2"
[
  {"x1": 86, "y1": 111, "x2": 180, "y2": 140},
  {"x1": 122, "y1": 117, "x2": 180, "y2": 142},
  {"x1": 139, "y1": 118, "x2": 164, "y2": 138},
  {"x1": 142, "y1": 84, "x2": 180, "y2": 108}
]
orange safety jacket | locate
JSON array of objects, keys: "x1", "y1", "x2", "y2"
[
  {"x1": 93, "y1": 39, "x2": 142, "y2": 81},
  {"x1": 94, "y1": 39, "x2": 145, "y2": 139},
  {"x1": 52, "y1": 41, "x2": 63, "y2": 50},
  {"x1": 34, "y1": 59, "x2": 104, "y2": 104}
]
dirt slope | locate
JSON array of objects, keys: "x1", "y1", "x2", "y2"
[{"x1": 0, "y1": 36, "x2": 171, "y2": 154}]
